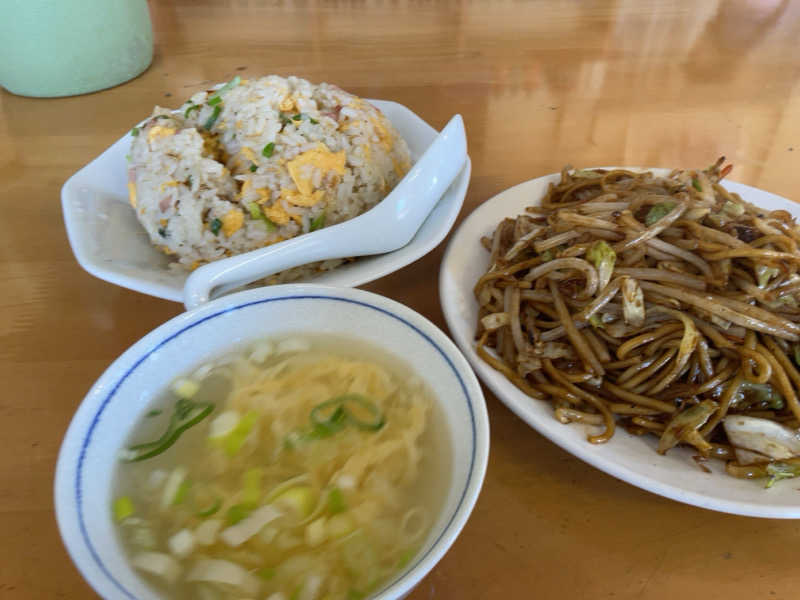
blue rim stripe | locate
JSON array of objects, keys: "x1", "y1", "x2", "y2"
[{"x1": 76, "y1": 295, "x2": 477, "y2": 599}]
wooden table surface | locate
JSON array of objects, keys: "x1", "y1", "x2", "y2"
[{"x1": 3, "y1": 1, "x2": 800, "y2": 598}]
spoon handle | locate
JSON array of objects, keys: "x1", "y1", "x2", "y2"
[{"x1": 184, "y1": 115, "x2": 467, "y2": 310}]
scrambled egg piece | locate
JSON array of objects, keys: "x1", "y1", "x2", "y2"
[
  {"x1": 391, "y1": 155, "x2": 410, "y2": 178},
  {"x1": 262, "y1": 202, "x2": 291, "y2": 226},
  {"x1": 256, "y1": 187, "x2": 271, "y2": 204},
  {"x1": 221, "y1": 209, "x2": 244, "y2": 236},
  {"x1": 147, "y1": 125, "x2": 176, "y2": 142},
  {"x1": 281, "y1": 188, "x2": 325, "y2": 207},
  {"x1": 279, "y1": 96, "x2": 295, "y2": 112},
  {"x1": 240, "y1": 147, "x2": 258, "y2": 163},
  {"x1": 370, "y1": 118, "x2": 393, "y2": 152},
  {"x1": 159, "y1": 180, "x2": 179, "y2": 192},
  {"x1": 127, "y1": 182, "x2": 137, "y2": 208},
  {"x1": 287, "y1": 143, "x2": 346, "y2": 197},
  {"x1": 238, "y1": 179, "x2": 252, "y2": 199}
]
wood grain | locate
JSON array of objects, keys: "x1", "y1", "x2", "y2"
[{"x1": 2, "y1": 1, "x2": 799, "y2": 598}]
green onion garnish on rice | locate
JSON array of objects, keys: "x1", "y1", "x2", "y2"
[
  {"x1": 262, "y1": 142, "x2": 275, "y2": 158},
  {"x1": 204, "y1": 105, "x2": 222, "y2": 130},
  {"x1": 184, "y1": 103, "x2": 200, "y2": 118},
  {"x1": 250, "y1": 164, "x2": 257, "y2": 172},
  {"x1": 207, "y1": 96, "x2": 222, "y2": 107},
  {"x1": 131, "y1": 127, "x2": 140, "y2": 136},
  {"x1": 310, "y1": 212, "x2": 325, "y2": 231},
  {"x1": 210, "y1": 218, "x2": 223, "y2": 235}
]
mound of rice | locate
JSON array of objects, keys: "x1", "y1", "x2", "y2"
[{"x1": 127, "y1": 75, "x2": 412, "y2": 280}]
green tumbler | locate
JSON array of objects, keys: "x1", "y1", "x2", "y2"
[{"x1": 0, "y1": 0, "x2": 153, "y2": 97}]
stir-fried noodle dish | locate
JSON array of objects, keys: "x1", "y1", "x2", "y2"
[{"x1": 475, "y1": 158, "x2": 800, "y2": 486}]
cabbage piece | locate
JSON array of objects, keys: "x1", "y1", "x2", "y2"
[
  {"x1": 586, "y1": 240, "x2": 616, "y2": 292},
  {"x1": 480, "y1": 312, "x2": 510, "y2": 331},
  {"x1": 723, "y1": 416, "x2": 800, "y2": 461},
  {"x1": 621, "y1": 278, "x2": 645, "y2": 327},
  {"x1": 765, "y1": 462, "x2": 800, "y2": 488},
  {"x1": 657, "y1": 400, "x2": 718, "y2": 455},
  {"x1": 645, "y1": 202, "x2": 675, "y2": 226},
  {"x1": 755, "y1": 265, "x2": 779, "y2": 289}
]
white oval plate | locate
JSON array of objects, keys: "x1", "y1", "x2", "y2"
[
  {"x1": 440, "y1": 168, "x2": 800, "y2": 518},
  {"x1": 62, "y1": 100, "x2": 471, "y2": 302}
]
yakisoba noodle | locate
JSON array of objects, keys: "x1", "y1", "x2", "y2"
[{"x1": 474, "y1": 158, "x2": 800, "y2": 486}]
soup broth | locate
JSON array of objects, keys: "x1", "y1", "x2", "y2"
[{"x1": 113, "y1": 335, "x2": 451, "y2": 600}]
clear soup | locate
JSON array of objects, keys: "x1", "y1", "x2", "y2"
[{"x1": 113, "y1": 335, "x2": 451, "y2": 600}]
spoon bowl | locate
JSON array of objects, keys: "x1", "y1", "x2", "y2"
[{"x1": 183, "y1": 114, "x2": 468, "y2": 309}]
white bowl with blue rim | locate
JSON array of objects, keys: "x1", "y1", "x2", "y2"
[{"x1": 54, "y1": 284, "x2": 489, "y2": 599}]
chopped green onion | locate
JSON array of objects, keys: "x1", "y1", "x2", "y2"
[
  {"x1": 247, "y1": 202, "x2": 263, "y2": 220},
  {"x1": 588, "y1": 314, "x2": 604, "y2": 329},
  {"x1": 130, "y1": 127, "x2": 140, "y2": 137},
  {"x1": 249, "y1": 164, "x2": 257, "y2": 172},
  {"x1": 146, "y1": 409, "x2": 163, "y2": 417},
  {"x1": 292, "y1": 113, "x2": 303, "y2": 121},
  {"x1": 217, "y1": 410, "x2": 258, "y2": 456},
  {"x1": 242, "y1": 468, "x2": 263, "y2": 507},
  {"x1": 113, "y1": 496, "x2": 134, "y2": 521},
  {"x1": 210, "y1": 218, "x2": 223, "y2": 235},
  {"x1": 172, "y1": 479, "x2": 191, "y2": 506},
  {"x1": 327, "y1": 487, "x2": 347, "y2": 514},
  {"x1": 195, "y1": 498, "x2": 222, "y2": 518},
  {"x1": 765, "y1": 462, "x2": 800, "y2": 488},
  {"x1": 310, "y1": 212, "x2": 325, "y2": 231},
  {"x1": 157, "y1": 227, "x2": 167, "y2": 238},
  {"x1": 184, "y1": 104, "x2": 201, "y2": 118},
  {"x1": 204, "y1": 105, "x2": 222, "y2": 130},
  {"x1": 215, "y1": 75, "x2": 241, "y2": 96},
  {"x1": 226, "y1": 503, "x2": 251, "y2": 525},
  {"x1": 172, "y1": 378, "x2": 200, "y2": 399},
  {"x1": 307, "y1": 401, "x2": 348, "y2": 440},
  {"x1": 692, "y1": 178, "x2": 702, "y2": 192},
  {"x1": 396, "y1": 547, "x2": 418, "y2": 569},
  {"x1": 310, "y1": 394, "x2": 385, "y2": 432},
  {"x1": 262, "y1": 142, "x2": 275, "y2": 158},
  {"x1": 273, "y1": 486, "x2": 316, "y2": 518},
  {"x1": 645, "y1": 202, "x2": 675, "y2": 226},
  {"x1": 124, "y1": 398, "x2": 214, "y2": 462},
  {"x1": 310, "y1": 118, "x2": 319, "y2": 124},
  {"x1": 339, "y1": 394, "x2": 385, "y2": 430},
  {"x1": 207, "y1": 95, "x2": 222, "y2": 107},
  {"x1": 256, "y1": 567, "x2": 276, "y2": 580}
]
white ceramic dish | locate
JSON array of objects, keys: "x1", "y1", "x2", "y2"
[
  {"x1": 440, "y1": 168, "x2": 800, "y2": 518},
  {"x1": 55, "y1": 284, "x2": 489, "y2": 600},
  {"x1": 61, "y1": 100, "x2": 471, "y2": 302}
]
